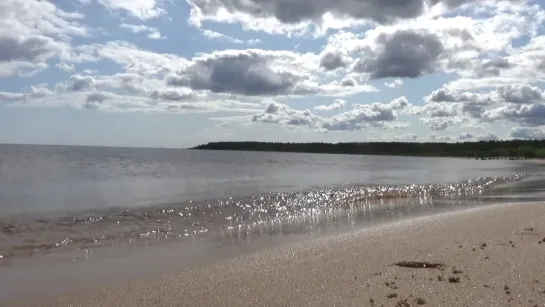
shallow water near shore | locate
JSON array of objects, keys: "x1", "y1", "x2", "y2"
[{"x1": 1, "y1": 144, "x2": 545, "y2": 302}]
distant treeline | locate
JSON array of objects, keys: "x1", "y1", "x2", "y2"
[{"x1": 192, "y1": 140, "x2": 545, "y2": 158}]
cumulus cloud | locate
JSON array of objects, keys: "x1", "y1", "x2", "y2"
[
  {"x1": 420, "y1": 117, "x2": 460, "y2": 130},
  {"x1": 63, "y1": 75, "x2": 96, "y2": 91},
  {"x1": 319, "y1": 52, "x2": 351, "y2": 71},
  {"x1": 0, "y1": 92, "x2": 27, "y2": 102},
  {"x1": 412, "y1": 102, "x2": 459, "y2": 118},
  {"x1": 67, "y1": 41, "x2": 190, "y2": 76},
  {"x1": 425, "y1": 87, "x2": 496, "y2": 104},
  {"x1": 496, "y1": 84, "x2": 544, "y2": 104},
  {"x1": 147, "y1": 32, "x2": 165, "y2": 40},
  {"x1": 417, "y1": 84, "x2": 545, "y2": 130},
  {"x1": 429, "y1": 133, "x2": 453, "y2": 142},
  {"x1": 0, "y1": 86, "x2": 53, "y2": 103},
  {"x1": 148, "y1": 88, "x2": 201, "y2": 101},
  {"x1": 484, "y1": 103, "x2": 545, "y2": 126},
  {"x1": 3, "y1": 86, "x2": 262, "y2": 114},
  {"x1": 0, "y1": 36, "x2": 63, "y2": 63},
  {"x1": 457, "y1": 132, "x2": 498, "y2": 141},
  {"x1": 166, "y1": 49, "x2": 374, "y2": 97},
  {"x1": 120, "y1": 24, "x2": 152, "y2": 33},
  {"x1": 84, "y1": 91, "x2": 112, "y2": 109},
  {"x1": 0, "y1": 0, "x2": 86, "y2": 77},
  {"x1": 314, "y1": 99, "x2": 346, "y2": 111},
  {"x1": 472, "y1": 58, "x2": 511, "y2": 78},
  {"x1": 458, "y1": 132, "x2": 474, "y2": 140},
  {"x1": 252, "y1": 97, "x2": 410, "y2": 131},
  {"x1": 187, "y1": 0, "x2": 502, "y2": 35},
  {"x1": 0, "y1": 0, "x2": 87, "y2": 39},
  {"x1": 398, "y1": 134, "x2": 418, "y2": 141},
  {"x1": 120, "y1": 23, "x2": 164, "y2": 40},
  {"x1": 340, "y1": 78, "x2": 357, "y2": 87},
  {"x1": 190, "y1": 0, "x2": 426, "y2": 25},
  {"x1": 98, "y1": 0, "x2": 164, "y2": 20},
  {"x1": 166, "y1": 50, "x2": 315, "y2": 96},
  {"x1": 202, "y1": 30, "x2": 243, "y2": 44},
  {"x1": 509, "y1": 127, "x2": 545, "y2": 140},
  {"x1": 352, "y1": 30, "x2": 444, "y2": 79},
  {"x1": 385, "y1": 79, "x2": 403, "y2": 88},
  {"x1": 318, "y1": 4, "x2": 545, "y2": 86},
  {"x1": 446, "y1": 24, "x2": 545, "y2": 90}
]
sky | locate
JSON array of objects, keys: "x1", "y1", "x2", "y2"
[{"x1": 1, "y1": 0, "x2": 545, "y2": 148}]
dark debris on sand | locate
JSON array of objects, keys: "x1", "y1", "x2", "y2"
[
  {"x1": 448, "y1": 277, "x2": 460, "y2": 283},
  {"x1": 394, "y1": 261, "x2": 444, "y2": 269},
  {"x1": 385, "y1": 281, "x2": 398, "y2": 290},
  {"x1": 451, "y1": 267, "x2": 463, "y2": 274},
  {"x1": 415, "y1": 297, "x2": 426, "y2": 305},
  {"x1": 395, "y1": 298, "x2": 411, "y2": 307},
  {"x1": 387, "y1": 293, "x2": 398, "y2": 299}
]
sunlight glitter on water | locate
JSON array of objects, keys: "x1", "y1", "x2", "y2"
[{"x1": 0, "y1": 174, "x2": 529, "y2": 260}]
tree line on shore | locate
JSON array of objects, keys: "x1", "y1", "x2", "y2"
[{"x1": 192, "y1": 140, "x2": 545, "y2": 159}]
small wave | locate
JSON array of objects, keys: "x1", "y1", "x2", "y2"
[{"x1": 0, "y1": 174, "x2": 527, "y2": 259}]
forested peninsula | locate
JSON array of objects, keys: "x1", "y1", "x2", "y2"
[{"x1": 192, "y1": 140, "x2": 545, "y2": 159}]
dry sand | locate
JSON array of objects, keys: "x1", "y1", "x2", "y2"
[{"x1": 12, "y1": 202, "x2": 545, "y2": 307}]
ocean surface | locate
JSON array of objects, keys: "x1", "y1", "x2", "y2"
[{"x1": 0, "y1": 144, "x2": 544, "y2": 262}]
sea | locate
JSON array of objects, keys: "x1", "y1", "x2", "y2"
[{"x1": 0, "y1": 144, "x2": 544, "y2": 301}]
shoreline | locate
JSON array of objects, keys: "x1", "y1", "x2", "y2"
[{"x1": 12, "y1": 201, "x2": 545, "y2": 307}]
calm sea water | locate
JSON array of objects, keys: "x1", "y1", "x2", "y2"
[{"x1": 0, "y1": 144, "x2": 544, "y2": 260}]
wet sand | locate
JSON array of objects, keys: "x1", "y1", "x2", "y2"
[{"x1": 11, "y1": 202, "x2": 545, "y2": 307}]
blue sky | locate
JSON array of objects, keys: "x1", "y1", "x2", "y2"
[{"x1": 1, "y1": 0, "x2": 545, "y2": 147}]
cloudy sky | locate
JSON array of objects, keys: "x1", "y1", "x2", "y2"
[{"x1": 1, "y1": 0, "x2": 545, "y2": 147}]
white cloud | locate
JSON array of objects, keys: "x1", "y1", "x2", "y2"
[
  {"x1": 316, "y1": 2, "x2": 545, "y2": 86},
  {"x1": 429, "y1": 133, "x2": 454, "y2": 142},
  {"x1": 397, "y1": 133, "x2": 418, "y2": 141},
  {"x1": 97, "y1": 0, "x2": 164, "y2": 20},
  {"x1": 147, "y1": 31, "x2": 165, "y2": 40},
  {"x1": 458, "y1": 132, "x2": 475, "y2": 140},
  {"x1": 0, "y1": 0, "x2": 87, "y2": 39},
  {"x1": 319, "y1": 51, "x2": 352, "y2": 71},
  {"x1": 120, "y1": 23, "x2": 165, "y2": 40},
  {"x1": 187, "y1": 0, "x2": 523, "y2": 37},
  {"x1": 0, "y1": 86, "x2": 53, "y2": 103},
  {"x1": 0, "y1": 92, "x2": 26, "y2": 102},
  {"x1": 2, "y1": 85, "x2": 262, "y2": 114},
  {"x1": 415, "y1": 84, "x2": 545, "y2": 131},
  {"x1": 66, "y1": 41, "x2": 190, "y2": 76},
  {"x1": 56, "y1": 62, "x2": 75, "y2": 72},
  {"x1": 202, "y1": 30, "x2": 243, "y2": 44},
  {"x1": 120, "y1": 24, "x2": 151, "y2": 33},
  {"x1": 166, "y1": 48, "x2": 376, "y2": 97},
  {"x1": 314, "y1": 99, "x2": 346, "y2": 111},
  {"x1": 0, "y1": 0, "x2": 87, "y2": 77},
  {"x1": 484, "y1": 103, "x2": 545, "y2": 126},
  {"x1": 509, "y1": 127, "x2": 545, "y2": 139},
  {"x1": 252, "y1": 97, "x2": 410, "y2": 131},
  {"x1": 425, "y1": 86, "x2": 497, "y2": 104},
  {"x1": 385, "y1": 79, "x2": 403, "y2": 88},
  {"x1": 247, "y1": 39, "x2": 261, "y2": 45},
  {"x1": 0, "y1": 61, "x2": 49, "y2": 78}
]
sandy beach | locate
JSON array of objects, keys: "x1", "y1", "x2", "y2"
[{"x1": 10, "y1": 202, "x2": 545, "y2": 307}]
